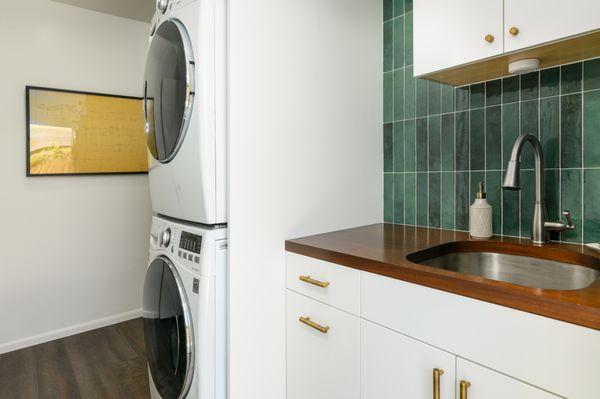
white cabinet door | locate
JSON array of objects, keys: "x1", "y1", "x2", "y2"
[
  {"x1": 286, "y1": 290, "x2": 360, "y2": 399},
  {"x1": 456, "y1": 358, "x2": 560, "y2": 399},
  {"x1": 362, "y1": 320, "x2": 456, "y2": 399},
  {"x1": 505, "y1": 0, "x2": 600, "y2": 52},
  {"x1": 414, "y1": 0, "x2": 503, "y2": 76}
]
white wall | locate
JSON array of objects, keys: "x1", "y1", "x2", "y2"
[
  {"x1": 0, "y1": 0, "x2": 151, "y2": 353},
  {"x1": 228, "y1": 1, "x2": 382, "y2": 398}
]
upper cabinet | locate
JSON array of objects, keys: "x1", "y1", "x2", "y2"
[
  {"x1": 414, "y1": 0, "x2": 600, "y2": 85},
  {"x1": 504, "y1": 0, "x2": 600, "y2": 52},
  {"x1": 414, "y1": 0, "x2": 504, "y2": 77}
]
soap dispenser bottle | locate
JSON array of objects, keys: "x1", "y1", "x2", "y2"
[{"x1": 470, "y1": 181, "x2": 493, "y2": 239}]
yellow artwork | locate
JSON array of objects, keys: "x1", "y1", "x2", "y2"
[{"x1": 27, "y1": 87, "x2": 148, "y2": 175}]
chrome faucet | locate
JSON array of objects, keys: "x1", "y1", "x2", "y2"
[{"x1": 502, "y1": 134, "x2": 574, "y2": 244}]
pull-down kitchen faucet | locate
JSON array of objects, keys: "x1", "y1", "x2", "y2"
[{"x1": 502, "y1": 134, "x2": 574, "y2": 244}]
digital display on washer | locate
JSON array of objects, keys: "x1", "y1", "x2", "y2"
[{"x1": 179, "y1": 231, "x2": 202, "y2": 254}]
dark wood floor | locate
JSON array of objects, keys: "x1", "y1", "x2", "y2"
[{"x1": 0, "y1": 318, "x2": 150, "y2": 399}]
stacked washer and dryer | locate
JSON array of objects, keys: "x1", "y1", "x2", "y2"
[{"x1": 142, "y1": 0, "x2": 227, "y2": 398}]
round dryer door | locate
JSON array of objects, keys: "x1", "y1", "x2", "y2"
[
  {"x1": 143, "y1": 19, "x2": 195, "y2": 163},
  {"x1": 143, "y1": 256, "x2": 194, "y2": 399}
]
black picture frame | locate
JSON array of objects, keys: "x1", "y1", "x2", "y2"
[{"x1": 25, "y1": 85, "x2": 148, "y2": 177}]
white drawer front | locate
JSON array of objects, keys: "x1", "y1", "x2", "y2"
[
  {"x1": 361, "y1": 271, "x2": 600, "y2": 399},
  {"x1": 286, "y1": 252, "x2": 360, "y2": 315},
  {"x1": 286, "y1": 290, "x2": 360, "y2": 399}
]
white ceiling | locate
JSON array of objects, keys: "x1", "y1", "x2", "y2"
[{"x1": 51, "y1": 0, "x2": 155, "y2": 23}]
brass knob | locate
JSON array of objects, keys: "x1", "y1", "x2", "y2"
[
  {"x1": 509, "y1": 26, "x2": 520, "y2": 36},
  {"x1": 433, "y1": 369, "x2": 445, "y2": 399},
  {"x1": 460, "y1": 380, "x2": 471, "y2": 399},
  {"x1": 484, "y1": 34, "x2": 494, "y2": 43}
]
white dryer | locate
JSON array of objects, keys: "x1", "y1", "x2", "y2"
[
  {"x1": 143, "y1": 0, "x2": 226, "y2": 225},
  {"x1": 143, "y1": 215, "x2": 227, "y2": 399}
]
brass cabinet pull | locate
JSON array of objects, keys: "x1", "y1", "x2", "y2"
[
  {"x1": 460, "y1": 380, "x2": 471, "y2": 399},
  {"x1": 299, "y1": 316, "x2": 330, "y2": 334},
  {"x1": 299, "y1": 275, "x2": 330, "y2": 288},
  {"x1": 509, "y1": 26, "x2": 520, "y2": 36},
  {"x1": 433, "y1": 368, "x2": 444, "y2": 399},
  {"x1": 484, "y1": 34, "x2": 494, "y2": 43}
]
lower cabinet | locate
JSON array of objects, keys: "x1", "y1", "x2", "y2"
[
  {"x1": 362, "y1": 320, "x2": 455, "y2": 399},
  {"x1": 286, "y1": 289, "x2": 360, "y2": 399},
  {"x1": 456, "y1": 358, "x2": 559, "y2": 399}
]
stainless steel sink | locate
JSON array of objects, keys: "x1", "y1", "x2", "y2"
[{"x1": 411, "y1": 251, "x2": 600, "y2": 291}]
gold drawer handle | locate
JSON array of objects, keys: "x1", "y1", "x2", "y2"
[
  {"x1": 484, "y1": 34, "x2": 494, "y2": 43},
  {"x1": 460, "y1": 380, "x2": 471, "y2": 399},
  {"x1": 509, "y1": 26, "x2": 520, "y2": 36},
  {"x1": 299, "y1": 316, "x2": 330, "y2": 334},
  {"x1": 433, "y1": 368, "x2": 444, "y2": 399},
  {"x1": 299, "y1": 275, "x2": 330, "y2": 288}
]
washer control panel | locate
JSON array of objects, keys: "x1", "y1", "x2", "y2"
[{"x1": 178, "y1": 231, "x2": 202, "y2": 264}]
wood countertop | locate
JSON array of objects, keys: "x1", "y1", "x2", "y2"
[{"x1": 285, "y1": 223, "x2": 600, "y2": 331}]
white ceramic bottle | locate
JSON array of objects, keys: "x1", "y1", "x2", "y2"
[{"x1": 469, "y1": 181, "x2": 493, "y2": 239}]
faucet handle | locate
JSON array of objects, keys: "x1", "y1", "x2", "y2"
[{"x1": 562, "y1": 210, "x2": 574, "y2": 228}]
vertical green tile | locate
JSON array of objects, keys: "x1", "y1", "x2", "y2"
[
  {"x1": 393, "y1": 173, "x2": 404, "y2": 224},
  {"x1": 393, "y1": 16, "x2": 404, "y2": 69},
  {"x1": 561, "y1": 63, "x2": 583, "y2": 94},
  {"x1": 441, "y1": 114, "x2": 454, "y2": 171},
  {"x1": 502, "y1": 76, "x2": 520, "y2": 103},
  {"x1": 416, "y1": 79, "x2": 428, "y2": 117},
  {"x1": 416, "y1": 117, "x2": 428, "y2": 171},
  {"x1": 456, "y1": 86, "x2": 469, "y2": 111},
  {"x1": 441, "y1": 172, "x2": 455, "y2": 230},
  {"x1": 429, "y1": 172, "x2": 441, "y2": 228},
  {"x1": 520, "y1": 170, "x2": 535, "y2": 238},
  {"x1": 520, "y1": 71, "x2": 539, "y2": 101},
  {"x1": 393, "y1": 0, "x2": 404, "y2": 18},
  {"x1": 584, "y1": 58, "x2": 600, "y2": 91},
  {"x1": 383, "y1": 21, "x2": 393, "y2": 72},
  {"x1": 540, "y1": 67, "x2": 560, "y2": 98},
  {"x1": 584, "y1": 90, "x2": 600, "y2": 167},
  {"x1": 540, "y1": 97, "x2": 559, "y2": 169},
  {"x1": 545, "y1": 169, "x2": 560, "y2": 221},
  {"x1": 428, "y1": 116, "x2": 441, "y2": 171},
  {"x1": 584, "y1": 169, "x2": 600, "y2": 242},
  {"x1": 405, "y1": 173, "x2": 416, "y2": 224},
  {"x1": 383, "y1": 123, "x2": 393, "y2": 172},
  {"x1": 405, "y1": 66, "x2": 415, "y2": 118},
  {"x1": 485, "y1": 79, "x2": 502, "y2": 106},
  {"x1": 470, "y1": 109, "x2": 484, "y2": 170},
  {"x1": 485, "y1": 106, "x2": 502, "y2": 170},
  {"x1": 455, "y1": 172, "x2": 470, "y2": 231},
  {"x1": 502, "y1": 102, "x2": 520, "y2": 168},
  {"x1": 470, "y1": 83, "x2": 485, "y2": 108},
  {"x1": 393, "y1": 122, "x2": 404, "y2": 172},
  {"x1": 428, "y1": 81, "x2": 441, "y2": 116},
  {"x1": 393, "y1": 69, "x2": 404, "y2": 121},
  {"x1": 417, "y1": 172, "x2": 428, "y2": 226},
  {"x1": 405, "y1": 0, "x2": 413, "y2": 12},
  {"x1": 404, "y1": 119, "x2": 415, "y2": 172},
  {"x1": 561, "y1": 169, "x2": 582, "y2": 243},
  {"x1": 520, "y1": 100, "x2": 539, "y2": 169},
  {"x1": 561, "y1": 94, "x2": 582, "y2": 168},
  {"x1": 384, "y1": 174, "x2": 394, "y2": 222},
  {"x1": 456, "y1": 111, "x2": 469, "y2": 171},
  {"x1": 384, "y1": 71, "x2": 393, "y2": 122},
  {"x1": 441, "y1": 85, "x2": 454, "y2": 114},
  {"x1": 404, "y1": 12, "x2": 413, "y2": 66},
  {"x1": 486, "y1": 171, "x2": 502, "y2": 235},
  {"x1": 383, "y1": 0, "x2": 393, "y2": 21},
  {"x1": 502, "y1": 188, "x2": 520, "y2": 237}
]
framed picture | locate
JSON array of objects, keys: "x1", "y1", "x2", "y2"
[{"x1": 26, "y1": 86, "x2": 148, "y2": 176}]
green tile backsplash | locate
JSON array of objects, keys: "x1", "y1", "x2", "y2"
[{"x1": 383, "y1": 2, "x2": 600, "y2": 244}]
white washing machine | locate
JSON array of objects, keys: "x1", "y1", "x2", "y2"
[
  {"x1": 143, "y1": 215, "x2": 227, "y2": 399},
  {"x1": 143, "y1": 0, "x2": 227, "y2": 225}
]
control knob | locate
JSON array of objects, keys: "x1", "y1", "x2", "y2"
[
  {"x1": 160, "y1": 228, "x2": 171, "y2": 247},
  {"x1": 157, "y1": 0, "x2": 169, "y2": 13}
]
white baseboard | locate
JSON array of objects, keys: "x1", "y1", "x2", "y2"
[{"x1": 0, "y1": 309, "x2": 142, "y2": 355}]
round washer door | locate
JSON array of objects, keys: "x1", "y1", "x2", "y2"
[
  {"x1": 143, "y1": 256, "x2": 194, "y2": 399},
  {"x1": 143, "y1": 19, "x2": 195, "y2": 163}
]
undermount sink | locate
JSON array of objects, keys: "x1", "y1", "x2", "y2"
[{"x1": 407, "y1": 242, "x2": 600, "y2": 291}]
